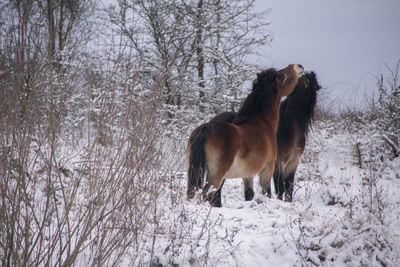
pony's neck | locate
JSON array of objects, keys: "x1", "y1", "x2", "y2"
[
  {"x1": 234, "y1": 88, "x2": 279, "y2": 126},
  {"x1": 282, "y1": 92, "x2": 316, "y2": 133},
  {"x1": 256, "y1": 94, "x2": 282, "y2": 132}
]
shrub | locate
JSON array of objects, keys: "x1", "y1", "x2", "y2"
[{"x1": 376, "y1": 60, "x2": 400, "y2": 158}]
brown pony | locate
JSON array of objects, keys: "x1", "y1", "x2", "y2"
[
  {"x1": 211, "y1": 72, "x2": 321, "y2": 203},
  {"x1": 186, "y1": 64, "x2": 304, "y2": 207}
]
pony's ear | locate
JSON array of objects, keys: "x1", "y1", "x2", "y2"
[{"x1": 276, "y1": 72, "x2": 287, "y2": 83}]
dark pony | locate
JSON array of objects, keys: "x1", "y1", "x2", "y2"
[
  {"x1": 187, "y1": 64, "x2": 304, "y2": 207},
  {"x1": 211, "y1": 71, "x2": 321, "y2": 203}
]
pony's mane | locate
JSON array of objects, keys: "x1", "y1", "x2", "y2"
[
  {"x1": 280, "y1": 71, "x2": 321, "y2": 136},
  {"x1": 233, "y1": 68, "x2": 278, "y2": 124}
]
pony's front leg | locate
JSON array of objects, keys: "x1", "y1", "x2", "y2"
[
  {"x1": 242, "y1": 177, "x2": 254, "y2": 201},
  {"x1": 259, "y1": 162, "x2": 274, "y2": 197},
  {"x1": 273, "y1": 168, "x2": 284, "y2": 200},
  {"x1": 284, "y1": 171, "x2": 296, "y2": 202}
]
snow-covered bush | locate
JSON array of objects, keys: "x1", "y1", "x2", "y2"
[{"x1": 376, "y1": 60, "x2": 400, "y2": 158}]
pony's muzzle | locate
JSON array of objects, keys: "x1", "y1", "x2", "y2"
[{"x1": 294, "y1": 64, "x2": 304, "y2": 75}]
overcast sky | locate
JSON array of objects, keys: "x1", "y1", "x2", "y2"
[{"x1": 255, "y1": 0, "x2": 400, "y2": 106}]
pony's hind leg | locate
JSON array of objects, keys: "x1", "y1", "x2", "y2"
[
  {"x1": 284, "y1": 171, "x2": 296, "y2": 202},
  {"x1": 203, "y1": 129, "x2": 237, "y2": 207},
  {"x1": 203, "y1": 176, "x2": 226, "y2": 207},
  {"x1": 259, "y1": 162, "x2": 274, "y2": 197},
  {"x1": 203, "y1": 161, "x2": 230, "y2": 207},
  {"x1": 207, "y1": 179, "x2": 225, "y2": 208},
  {"x1": 243, "y1": 177, "x2": 254, "y2": 201}
]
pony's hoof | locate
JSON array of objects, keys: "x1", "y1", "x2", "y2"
[
  {"x1": 261, "y1": 187, "x2": 272, "y2": 198},
  {"x1": 284, "y1": 197, "x2": 293, "y2": 203},
  {"x1": 187, "y1": 191, "x2": 195, "y2": 199},
  {"x1": 205, "y1": 192, "x2": 222, "y2": 207},
  {"x1": 211, "y1": 201, "x2": 222, "y2": 208}
]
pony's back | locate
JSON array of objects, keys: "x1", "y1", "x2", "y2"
[{"x1": 210, "y1": 112, "x2": 237, "y2": 123}]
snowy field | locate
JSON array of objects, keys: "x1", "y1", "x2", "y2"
[{"x1": 152, "y1": 118, "x2": 400, "y2": 266}]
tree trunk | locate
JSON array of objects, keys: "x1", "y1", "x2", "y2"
[
  {"x1": 47, "y1": 0, "x2": 56, "y2": 64},
  {"x1": 196, "y1": 0, "x2": 205, "y2": 112}
]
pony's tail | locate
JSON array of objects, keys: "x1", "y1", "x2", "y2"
[{"x1": 187, "y1": 125, "x2": 207, "y2": 199}]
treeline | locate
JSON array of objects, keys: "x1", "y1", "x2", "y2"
[{"x1": 0, "y1": 0, "x2": 271, "y2": 142}]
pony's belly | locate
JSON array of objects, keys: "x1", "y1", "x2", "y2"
[
  {"x1": 224, "y1": 155, "x2": 263, "y2": 179},
  {"x1": 279, "y1": 150, "x2": 302, "y2": 175}
]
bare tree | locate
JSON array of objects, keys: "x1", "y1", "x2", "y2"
[
  {"x1": 0, "y1": 1, "x2": 271, "y2": 265},
  {"x1": 106, "y1": 0, "x2": 271, "y2": 127}
]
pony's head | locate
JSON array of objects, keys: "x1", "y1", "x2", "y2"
[
  {"x1": 305, "y1": 71, "x2": 321, "y2": 92},
  {"x1": 276, "y1": 64, "x2": 304, "y2": 97},
  {"x1": 283, "y1": 71, "x2": 321, "y2": 134},
  {"x1": 289, "y1": 71, "x2": 321, "y2": 97},
  {"x1": 234, "y1": 64, "x2": 303, "y2": 124},
  {"x1": 253, "y1": 64, "x2": 304, "y2": 98}
]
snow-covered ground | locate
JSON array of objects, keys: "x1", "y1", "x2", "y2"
[
  {"x1": 6, "y1": 111, "x2": 398, "y2": 266},
  {"x1": 153, "y1": 118, "x2": 400, "y2": 266}
]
